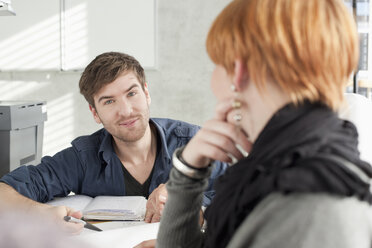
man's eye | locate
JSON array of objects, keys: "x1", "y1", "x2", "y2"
[
  {"x1": 104, "y1": 100, "x2": 114, "y2": 105},
  {"x1": 128, "y1": 91, "x2": 137, "y2": 97}
]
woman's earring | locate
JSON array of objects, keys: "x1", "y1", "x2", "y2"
[
  {"x1": 231, "y1": 85, "x2": 242, "y2": 125},
  {"x1": 230, "y1": 84, "x2": 249, "y2": 159}
]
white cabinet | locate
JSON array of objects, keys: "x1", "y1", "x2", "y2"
[
  {"x1": 0, "y1": 0, "x2": 61, "y2": 70},
  {"x1": 63, "y1": 0, "x2": 155, "y2": 70},
  {"x1": 0, "y1": 0, "x2": 156, "y2": 71}
]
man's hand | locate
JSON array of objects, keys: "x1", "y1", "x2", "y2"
[
  {"x1": 0, "y1": 183, "x2": 84, "y2": 235},
  {"x1": 144, "y1": 184, "x2": 167, "y2": 223},
  {"x1": 134, "y1": 239, "x2": 156, "y2": 248},
  {"x1": 44, "y1": 205, "x2": 84, "y2": 235}
]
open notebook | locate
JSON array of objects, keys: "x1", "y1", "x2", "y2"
[{"x1": 47, "y1": 195, "x2": 147, "y2": 221}]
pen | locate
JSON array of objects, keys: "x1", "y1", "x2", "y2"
[{"x1": 63, "y1": 216, "x2": 103, "y2": 232}]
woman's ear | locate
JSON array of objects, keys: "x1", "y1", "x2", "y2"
[{"x1": 232, "y1": 59, "x2": 248, "y2": 91}]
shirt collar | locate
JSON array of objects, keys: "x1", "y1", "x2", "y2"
[
  {"x1": 97, "y1": 118, "x2": 172, "y2": 164},
  {"x1": 149, "y1": 118, "x2": 172, "y2": 162},
  {"x1": 98, "y1": 129, "x2": 115, "y2": 163}
]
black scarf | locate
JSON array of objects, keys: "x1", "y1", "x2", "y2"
[{"x1": 204, "y1": 102, "x2": 372, "y2": 248}]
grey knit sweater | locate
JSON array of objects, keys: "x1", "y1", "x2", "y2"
[{"x1": 156, "y1": 168, "x2": 372, "y2": 248}]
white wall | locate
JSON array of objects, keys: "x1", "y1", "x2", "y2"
[{"x1": 0, "y1": 0, "x2": 230, "y2": 156}]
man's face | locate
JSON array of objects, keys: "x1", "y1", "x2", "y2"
[{"x1": 90, "y1": 71, "x2": 151, "y2": 143}]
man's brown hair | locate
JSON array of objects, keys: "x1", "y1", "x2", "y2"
[
  {"x1": 79, "y1": 52, "x2": 146, "y2": 107},
  {"x1": 206, "y1": 0, "x2": 359, "y2": 110}
]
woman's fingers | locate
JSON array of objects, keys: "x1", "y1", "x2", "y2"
[
  {"x1": 181, "y1": 98, "x2": 252, "y2": 168},
  {"x1": 182, "y1": 122, "x2": 251, "y2": 167},
  {"x1": 200, "y1": 129, "x2": 245, "y2": 162},
  {"x1": 203, "y1": 119, "x2": 251, "y2": 155},
  {"x1": 182, "y1": 138, "x2": 233, "y2": 166},
  {"x1": 214, "y1": 99, "x2": 235, "y2": 121}
]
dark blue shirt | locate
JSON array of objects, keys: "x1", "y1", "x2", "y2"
[{"x1": 0, "y1": 118, "x2": 227, "y2": 206}]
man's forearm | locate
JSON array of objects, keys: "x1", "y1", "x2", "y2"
[{"x1": 0, "y1": 182, "x2": 48, "y2": 213}]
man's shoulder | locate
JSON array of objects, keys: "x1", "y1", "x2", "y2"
[
  {"x1": 71, "y1": 128, "x2": 107, "y2": 152},
  {"x1": 151, "y1": 118, "x2": 200, "y2": 138}
]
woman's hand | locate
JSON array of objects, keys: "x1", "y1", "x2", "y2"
[{"x1": 182, "y1": 99, "x2": 252, "y2": 168}]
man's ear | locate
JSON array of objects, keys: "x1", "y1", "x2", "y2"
[
  {"x1": 89, "y1": 104, "x2": 102, "y2": 124},
  {"x1": 232, "y1": 59, "x2": 248, "y2": 91},
  {"x1": 143, "y1": 83, "x2": 151, "y2": 106}
]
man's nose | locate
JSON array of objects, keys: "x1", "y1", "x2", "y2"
[{"x1": 117, "y1": 99, "x2": 133, "y2": 116}]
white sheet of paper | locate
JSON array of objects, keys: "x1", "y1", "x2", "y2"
[
  {"x1": 81, "y1": 221, "x2": 147, "y2": 235},
  {"x1": 71, "y1": 222, "x2": 159, "y2": 248}
]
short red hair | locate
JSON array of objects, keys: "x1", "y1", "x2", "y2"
[{"x1": 206, "y1": 0, "x2": 359, "y2": 110}]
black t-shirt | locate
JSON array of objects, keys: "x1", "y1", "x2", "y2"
[
  {"x1": 121, "y1": 164, "x2": 154, "y2": 198},
  {"x1": 121, "y1": 126, "x2": 160, "y2": 198}
]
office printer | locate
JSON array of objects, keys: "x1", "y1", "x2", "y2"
[{"x1": 0, "y1": 101, "x2": 47, "y2": 177}]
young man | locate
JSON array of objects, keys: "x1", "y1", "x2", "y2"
[{"x1": 0, "y1": 52, "x2": 227, "y2": 233}]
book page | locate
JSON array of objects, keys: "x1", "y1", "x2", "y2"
[
  {"x1": 84, "y1": 196, "x2": 146, "y2": 212},
  {"x1": 47, "y1": 195, "x2": 93, "y2": 212},
  {"x1": 83, "y1": 196, "x2": 147, "y2": 220}
]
